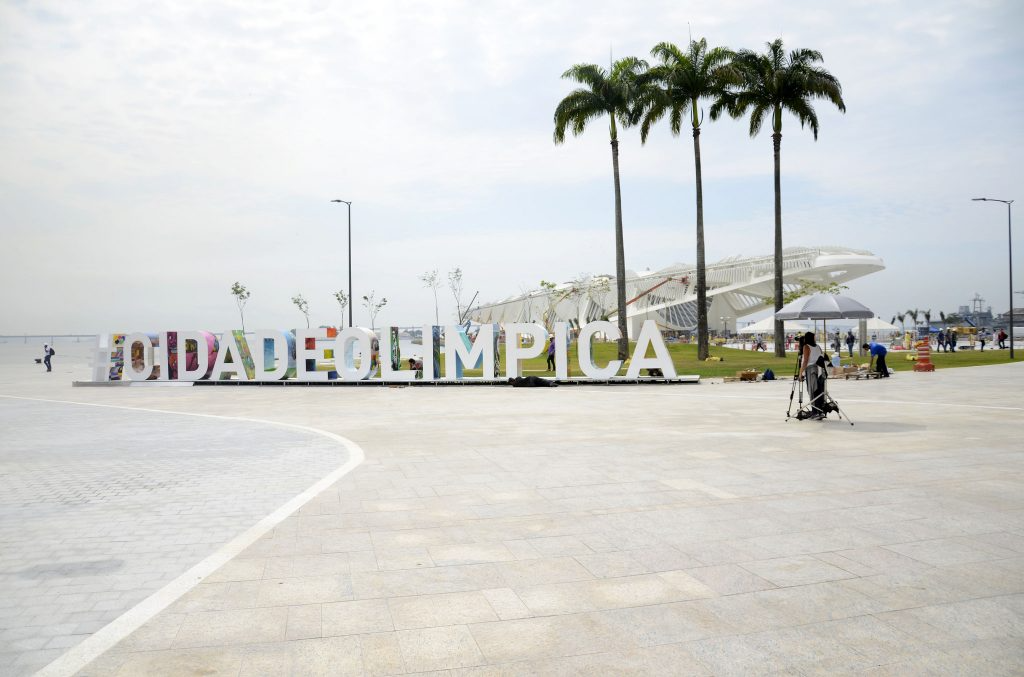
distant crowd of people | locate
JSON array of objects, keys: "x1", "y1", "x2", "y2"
[{"x1": 932, "y1": 327, "x2": 1009, "y2": 352}]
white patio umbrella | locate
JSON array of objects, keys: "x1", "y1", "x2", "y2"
[{"x1": 774, "y1": 294, "x2": 875, "y2": 354}]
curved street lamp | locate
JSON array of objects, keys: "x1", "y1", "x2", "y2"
[
  {"x1": 972, "y1": 198, "x2": 1014, "y2": 359},
  {"x1": 331, "y1": 199, "x2": 353, "y2": 328}
]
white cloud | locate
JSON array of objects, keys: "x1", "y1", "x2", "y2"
[{"x1": 0, "y1": 0, "x2": 1021, "y2": 333}]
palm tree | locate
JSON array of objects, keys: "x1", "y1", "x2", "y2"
[
  {"x1": 715, "y1": 39, "x2": 845, "y2": 357},
  {"x1": 906, "y1": 308, "x2": 920, "y2": 337},
  {"x1": 638, "y1": 38, "x2": 736, "y2": 361},
  {"x1": 554, "y1": 57, "x2": 647, "y2": 361}
]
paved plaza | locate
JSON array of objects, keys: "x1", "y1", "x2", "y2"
[{"x1": 1, "y1": 342, "x2": 1022, "y2": 675}]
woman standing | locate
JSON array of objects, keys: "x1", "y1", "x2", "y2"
[{"x1": 798, "y1": 331, "x2": 826, "y2": 419}]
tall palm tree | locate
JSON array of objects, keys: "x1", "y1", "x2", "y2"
[
  {"x1": 714, "y1": 39, "x2": 845, "y2": 357},
  {"x1": 554, "y1": 57, "x2": 647, "y2": 361},
  {"x1": 638, "y1": 38, "x2": 736, "y2": 361}
]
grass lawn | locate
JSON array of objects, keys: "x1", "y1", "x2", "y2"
[{"x1": 446, "y1": 341, "x2": 1019, "y2": 379}]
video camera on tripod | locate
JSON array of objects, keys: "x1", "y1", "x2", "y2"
[{"x1": 786, "y1": 331, "x2": 852, "y2": 425}]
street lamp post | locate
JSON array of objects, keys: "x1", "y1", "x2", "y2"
[
  {"x1": 972, "y1": 198, "x2": 1014, "y2": 359},
  {"x1": 719, "y1": 316, "x2": 731, "y2": 340},
  {"x1": 331, "y1": 199, "x2": 353, "y2": 328}
]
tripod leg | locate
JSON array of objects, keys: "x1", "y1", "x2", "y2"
[
  {"x1": 786, "y1": 357, "x2": 802, "y2": 420},
  {"x1": 833, "y1": 402, "x2": 854, "y2": 425}
]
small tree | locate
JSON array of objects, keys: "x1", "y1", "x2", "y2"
[
  {"x1": 362, "y1": 291, "x2": 387, "y2": 332},
  {"x1": 567, "y1": 274, "x2": 592, "y2": 326},
  {"x1": 587, "y1": 276, "x2": 613, "y2": 321},
  {"x1": 923, "y1": 309, "x2": 932, "y2": 331},
  {"x1": 448, "y1": 268, "x2": 466, "y2": 323},
  {"x1": 230, "y1": 281, "x2": 251, "y2": 333},
  {"x1": 781, "y1": 279, "x2": 848, "y2": 305},
  {"x1": 420, "y1": 270, "x2": 441, "y2": 325},
  {"x1": 332, "y1": 290, "x2": 349, "y2": 329},
  {"x1": 539, "y1": 280, "x2": 560, "y2": 332},
  {"x1": 291, "y1": 294, "x2": 310, "y2": 328}
]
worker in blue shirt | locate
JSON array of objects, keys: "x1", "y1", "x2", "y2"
[{"x1": 862, "y1": 342, "x2": 889, "y2": 378}]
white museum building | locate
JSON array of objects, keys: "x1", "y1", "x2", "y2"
[{"x1": 469, "y1": 246, "x2": 885, "y2": 337}]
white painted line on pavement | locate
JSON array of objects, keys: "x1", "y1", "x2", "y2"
[
  {"x1": 0, "y1": 395, "x2": 365, "y2": 677},
  {"x1": 579, "y1": 390, "x2": 1024, "y2": 411}
]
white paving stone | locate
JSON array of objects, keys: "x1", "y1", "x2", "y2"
[{"x1": 1, "y1": 343, "x2": 1022, "y2": 676}]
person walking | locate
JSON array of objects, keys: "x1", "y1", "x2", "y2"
[
  {"x1": 845, "y1": 330, "x2": 855, "y2": 357},
  {"x1": 799, "y1": 331, "x2": 827, "y2": 419},
  {"x1": 546, "y1": 335, "x2": 556, "y2": 372},
  {"x1": 997, "y1": 328, "x2": 1008, "y2": 349},
  {"x1": 949, "y1": 328, "x2": 958, "y2": 353},
  {"x1": 42, "y1": 344, "x2": 54, "y2": 372},
  {"x1": 936, "y1": 329, "x2": 945, "y2": 352},
  {"x1": 863, "y1": 341, "x2": 889, "y2": 377}
]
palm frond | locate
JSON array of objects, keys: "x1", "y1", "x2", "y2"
[
  {"x1": 650, "y1": 41, "x2": 687, "y2": 66},
  {"x1": 788, "y1": 47, "x2": 824, "y2": 67},
  {"x1": 708, "y1": 92, "x2": 735, "y2": 120},
  {"x1": 561, "y1": 63, "x2": 607, "y2": 89},
  {"x1": 747, "y1": 102, "x2": 770, "y2": 137},
  {"x1": 553, "y1": 89, "x2": 607, "y2": 143},
  {"x1": 783, "y1": 96, "x2": 819, "y2": 138}
]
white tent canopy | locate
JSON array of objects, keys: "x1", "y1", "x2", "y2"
[
  {"x1": 737, "y1": 317, "x2": 812, "y2": 334},
  {"x1": 864, "y1": 317, "x2": 899, "y2": 333},
  {"x1": 737, "y1": 315, "x2": 899, "y2": 335}
]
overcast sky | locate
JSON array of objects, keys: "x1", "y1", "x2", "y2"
[{"x1": 1, "y1": 0, "x2": 1021, "y2": 334}]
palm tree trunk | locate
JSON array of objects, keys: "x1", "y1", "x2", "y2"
[
  {"x1": 772, "y1": 132, "x2": 785, "y2": 357},
  {"x1": 693, "y1": 128, "x2": 709, "y2": 361},
  {"x1": 610, "y1": 138, "x2": 629, "y2": 361}
]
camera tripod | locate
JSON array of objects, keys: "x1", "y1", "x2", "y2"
[{"x1": 785, "y1": 351, "x2": 854, "y2": 426}]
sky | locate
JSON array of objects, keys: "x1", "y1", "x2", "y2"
[{"x1": 1, "y1": 0, "x2": 1022, "y2": 334}]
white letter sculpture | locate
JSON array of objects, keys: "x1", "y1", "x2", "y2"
[
  {"x1": 504, "y1": 323, "x2": 547, "y2": 378},
  {"x1": 251, "y1": 330, "x2": 291, "y2": 381},
  {"x1": 625, "y1": 320, "x2": 677, "y2": 378},
  {"x1": 334, "y1": 328, "x2": 373, "y2": 381},
  {"x1": 445, "y1": 324, "x2": 495, "y2": 379},
  {"x1": 211, "y1": 331, "x2": 251, "y2": 381},
  {"x1": 578, "y1": 321, "x2": 623, "y2": 379},
  {"x1": 123, "y1": 333, "x2": 154, "y2": 381},
  {"x1": 381, "y1": 326, "x2": 415, "y2": 382},
  {"x1": 296, "y1": 328, "x2": 329, "y2": 382}
]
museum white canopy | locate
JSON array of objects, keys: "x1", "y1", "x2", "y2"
[{"x1": 469, "y1": 246, "x2": 885, "y2": 338}]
